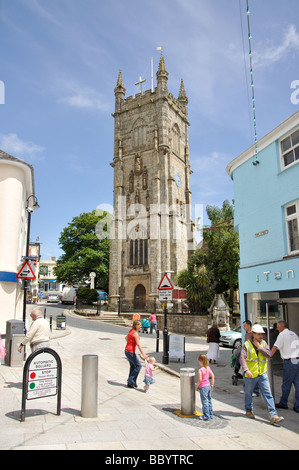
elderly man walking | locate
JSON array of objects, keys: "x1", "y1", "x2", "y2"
[
  {"x1": 270, "y1": 320, "x2": 299, "y2": 413},
  {"x1": 18, "y1": 309, "x2": 51, "y2": 353},
  {"x1": 240, "y1": 324, "x2": 284, "y2": 425}
]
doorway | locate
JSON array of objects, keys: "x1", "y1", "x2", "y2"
[{"x1": 134, "y1": 284, "x2": 146, "y2": 310}]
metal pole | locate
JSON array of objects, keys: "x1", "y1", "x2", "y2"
[
  {"x1": 266, "y1": 303, "x2": 275, "y2": 397},
  {"x1": 162, "y1": 304, "x2": 169, "y2": 364},
  {"x1": 118, "y1": 296, "x2": 121, "y2": 316},
  {"x1": 180, "y1": 368, "x2": 196, "y2": 416},
  {"x1": 81, "y1": 355, "x2": 98, "y2": 418}
]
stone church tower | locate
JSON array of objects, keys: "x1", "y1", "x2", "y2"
[{"x1": 109, "y1": 53, "x2": 195, "y2": 312}]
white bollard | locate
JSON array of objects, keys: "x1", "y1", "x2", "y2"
[{"x1": 81, "y1": 355, "x2": 98, "y2": 418}]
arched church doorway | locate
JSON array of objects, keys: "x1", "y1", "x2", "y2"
[{"x1": 134, "y1": 284, "x2": 146, "y2": 310}]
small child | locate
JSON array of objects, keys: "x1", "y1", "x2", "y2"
[
  {"x1": 143, "y1": 357, "x2": 159, "y2": 392},
  {"x1": 196, "y1": 354, "x2": 215, "y2": 421}
]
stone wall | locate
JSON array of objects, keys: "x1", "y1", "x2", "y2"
[{"x1": 120, "y1": 313, "x2": 209, "y2": 337}]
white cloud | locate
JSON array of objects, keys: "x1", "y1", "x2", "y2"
[
  {"x1": 254, "y1": 24, "x2": 299, "y2": 68},
  {"x1": 58, "y1": 80, "x2": 109, "y2": 112},
  {"x1": 0, "y1": 133, "x2": 45, "y2": 161}
]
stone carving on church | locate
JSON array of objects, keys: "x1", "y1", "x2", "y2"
[
  {"x1": 135, "y1": 187, "x2": 140, "y2": 204},
  {"x1": 129, "y1": 170, "x2": 134, "y2": 193},
  {"x1": 135, "y1": 153, "x2": 141, "y2": 174},
  {"x1": 142, "y1": 167, "x2": 148, "y2": 190}
]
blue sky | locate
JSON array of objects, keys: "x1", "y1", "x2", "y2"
[{"x1": 1, "y1": 0, "x2": 299, "y2": 260}]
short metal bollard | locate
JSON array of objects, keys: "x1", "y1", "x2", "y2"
[
  {"x1": 180, "y1": 368, "x2": 196, "y2": 416},
  {"x1": 81, "y1": 355, "x2": 98, "y2": 418}
]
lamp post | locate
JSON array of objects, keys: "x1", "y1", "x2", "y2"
[{"x1": 22, "y1": 195, "x2": 40, "y2": 331}]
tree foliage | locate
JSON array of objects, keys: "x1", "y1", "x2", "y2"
[
  {"x1": 54, "y1": 210, "x2": 111, "y2": 291},
  {"x1": 176, "y1": 200, "x2": 239, "y2": 313}
]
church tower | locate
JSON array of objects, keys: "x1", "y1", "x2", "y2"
[{"x1": 109, "y1": 54, "x2": 195, "y2": 312}]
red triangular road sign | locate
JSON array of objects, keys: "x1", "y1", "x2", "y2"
[
  {"x1": 16, "y1": 261, "x2": 36, "y2": 280},
  {"x1": 158, "y1": 273, "x2": 174, "y2": 290}
]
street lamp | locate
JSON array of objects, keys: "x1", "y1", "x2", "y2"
[{"x1": 22, "y1": 195, "x2": 40, "y2": 330}]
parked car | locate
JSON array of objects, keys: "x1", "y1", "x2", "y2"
[
  {"x1": 47, "y1": 293, "x2": 60, "y2": 303},
  {"x1": 96, "y1": 290, "x2": 109, "y2": 302},
  {"x1": 219, "y1": 325, "x2": 242, "y2": 349}
]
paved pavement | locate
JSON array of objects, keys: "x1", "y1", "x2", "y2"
[{"x1": 0, "y1": 308, "x2": 298, "y2": 451}]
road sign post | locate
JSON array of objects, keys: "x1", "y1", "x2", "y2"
[{"x1": 158, "y1": 274, "x2": 174, "y2": 365}]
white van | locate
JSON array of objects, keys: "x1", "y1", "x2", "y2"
[{"x1": 61, "y1": 287, "x2": 77, "y2": 305}]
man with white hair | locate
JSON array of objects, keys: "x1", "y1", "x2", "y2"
[
  {"x1": 18, "y1": 309, "x2": 50, "y2": 353},
  {"x1": 240, "y1": 324, "x2": 284, "y2": 425}
]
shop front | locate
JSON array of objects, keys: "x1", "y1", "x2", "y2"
[{"x1": 239, "y1": 257, "x2": 299, "y2": 334}]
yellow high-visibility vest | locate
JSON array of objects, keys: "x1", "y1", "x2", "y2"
[{"x1": 244, "y1": 340, "x2": 267, "y2": 378}]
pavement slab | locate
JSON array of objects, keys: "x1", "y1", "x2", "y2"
[{"x1": 0, "y1": 309, "x2": 298, "y2": 452}]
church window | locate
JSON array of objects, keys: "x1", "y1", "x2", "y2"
[
  {"x1": 129, "y1": 226, "x2": 148, "y2": 266},
  {"x1": 173, "y1": 124, "x2": 180, "y2": 154},
  {"x1": 134, "y1": 120, "x2": 147, "y2": 148}
]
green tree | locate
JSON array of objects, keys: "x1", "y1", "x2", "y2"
[
  {"x1": 176, "y1": 262, "x2": 213, "y2": 313},
  {"x1": 203, "y1": 200, "x2": 239, "y2": 309},
  {"x1": 54, "y1": 210, "x2": 111, "y2": 291},
  {"x1": 176, "y1": 200, "x2": 239, "y2": 313}
]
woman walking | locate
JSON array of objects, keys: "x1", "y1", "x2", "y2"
[
  {"x1": 125, "y1": 320, "x2": 148, "y2": 388},
  {"x1": 206, "y1": 322, "x2": 220, "y2": 364}
]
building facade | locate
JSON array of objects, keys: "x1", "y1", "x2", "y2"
[
  {"x1": 0, "y1": 151, "x2": 36, "y2": 332},
  {"x1": 39, "y1": 256, "x2": 64, "y2": 295},
  {"x1": 109, "y1": 54, "x2": 195, "y2": 311},
  {"x1": 227, "y1": 111, "x2": 299, "y2": 335}
]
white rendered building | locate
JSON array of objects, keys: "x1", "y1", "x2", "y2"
[{"x1": 0, "y1": 150, "x2": 36, "y2": 333}]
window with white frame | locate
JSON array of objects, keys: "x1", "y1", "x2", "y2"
[
  {"x1": 285, "y1": 201, "x2": 299, "y2": 253},
  {"x1": 280, "y1": 128, "x2": 299, "y2": 169}
]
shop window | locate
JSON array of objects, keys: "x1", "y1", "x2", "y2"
[{"x1": 285, "y1": 200, "x2": 299, "y2": 254}]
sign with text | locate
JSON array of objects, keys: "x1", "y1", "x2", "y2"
[
  {"x1": 21, "y1": 348, "x2": 62, "y2": 422},
  {"x1": 158, "y1": 290, "x2": 173, "y2": 302},
  {"x1": 168, "y1": 335, "x2": 185, "y2": 362}
]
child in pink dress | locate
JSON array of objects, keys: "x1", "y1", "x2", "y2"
[
  {"x1": 143, "y1": 357, "x2": 159, "y2": 392},
  {"x1": 196, "y1": 354, "x2": 215, "y2": 421}
]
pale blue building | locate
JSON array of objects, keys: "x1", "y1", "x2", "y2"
[{"x1": 227, "y1": 111, "x2": 299, "y2": 335}]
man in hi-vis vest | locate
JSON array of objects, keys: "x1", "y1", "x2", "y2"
[{"x1": 240, "y1": 324, "x2": 284, "y2": 425}]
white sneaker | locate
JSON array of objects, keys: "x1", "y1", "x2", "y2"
[{"x1": 270, "y1": 416, "x2": 284, "y2": 425}]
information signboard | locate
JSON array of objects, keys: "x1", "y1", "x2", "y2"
[
  {"x1": 168, "y1": 334, "x2": 185, "y2": 362},
  {"x1": 21, "y1": 348, "x2": 62, "y2": 422}
]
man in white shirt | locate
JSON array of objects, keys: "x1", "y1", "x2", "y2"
[
  {"x1": 18, "y1": 309, "x2": 51, "y2": 353},
  {"x1": 270, "y1": 320, "x2": 299, "y2": 413}
]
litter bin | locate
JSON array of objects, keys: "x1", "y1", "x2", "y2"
[
  {"x1": 180, "y1": 368, "x2": 196, "y2": 416},
  {"x1": 5, "y1": 319, "x2": 24, "y2": 366},
  {"x1": 56, "y1": 314, "x2": 66, "y2": 330}
]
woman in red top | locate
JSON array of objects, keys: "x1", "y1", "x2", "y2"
[{"x1": 125, "y1": 320, "x2": 148, "y2": 388}]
